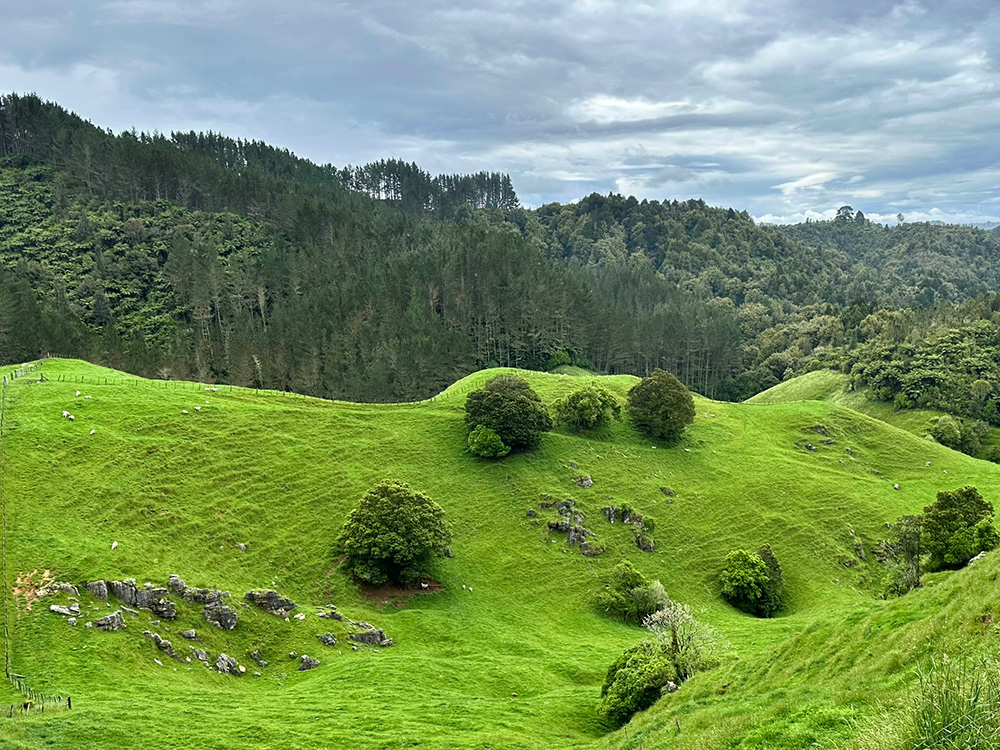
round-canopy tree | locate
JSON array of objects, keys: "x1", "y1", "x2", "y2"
[
  {"x1": 554, "y1": 383, "x2": 621, "y2": 431},
  {"x1": 464, "y1": 374, "x2": 552, "y2": 451},
  {"x1": 626, "y1": 369, "x2": 695, "y2": 442},
  {"x1": 719, "y1": 548, "x2": 783, "y2": 617},
  {"x1": 338, "y1": 479, "x2": 452, "y2": 586}
]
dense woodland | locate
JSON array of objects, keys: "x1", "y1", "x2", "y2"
[{"x1": 3, "y1": 93, "x2": 1000, "y2": 410}]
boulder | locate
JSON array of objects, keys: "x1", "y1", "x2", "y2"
[
  {"x1": 244, "y1": 589, "x2": 297, "y2": 617},
  {"x1": 85, "y1": 580, "x2": 108, "y2": 600},
  {"x1": 574, "y1": 475, "x2": 593, "y2": 489},
  {"x1": 664, "y1": 681, "x2": 679, "y2": 693},
  {"x1": 214, "y1": 653, "x2": 242, "y2": 676},
  {"x1": 350, "y1": 626, "x2": 393, "y2": 647},
  {"x1": 580, "y1": 541, "x2": 604, "y2": 557},
  {"x1": 526, "y1": 509, "x2": 537, "y2": 518},
  {"x1": 50, "y1": 604, "x2": 80, "y2": 616},
  {"x1": 180, "y1": 629, "x2": 198, "y2": 640},
  {"x1": 298, "y1": 655, "x2": 320, "y2": 671},
  {"x1": 67, "y1": 617, "x2": 77, "y2": 626},
  {"x1": 317, "y1": 633, "x2": 338, "y2": 647},
  {"x1": 108, "y1": 579, "x2": 177, "y2": 619},
  {"x1": 250, "y1": 650, "x2": 268, "y2": 668},
  {"x1": 970, "y1": 551, "x2": 988, "y2": 565},
  {"x1": 204, "y1": 602, "x2": 238, "y2": 631},
  {"x1": 95, "y1": 611, "x2": 126, "y2": 631},
  {"x1": 53, "y1": 582, "x2": 80, "y2": 596},
  {"x1": 168, "y1": 574, "x2": 228, "y2": 605},
  {"x1": 634, "y1": 532, "x2": 655, "y2": 552},
  {"x1": 191, "y1": 648, "x2": 209, "y2": 663}
]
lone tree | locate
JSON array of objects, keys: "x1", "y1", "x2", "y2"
[
  {"x1": 626, "y1": 369, "x2": 695, "y2": 442},
  {"x1": 338, "y1": 479, "x2": 452, "y2": 586},
  {"x1": 464, "y1": 374, "x2": 552, "y2": 452},
  {"x1": 923, "y1": 485, "x2": 999, "y2": 570},
  {"x1": 554, "y1": 383, "x2": 621, "y2": 431},
  {"x1": 720, "y1": 548, "x2": 783, "y2": 617},
  {"x1": 595, "y1": 560, "x2": 668, "y2": 624}
]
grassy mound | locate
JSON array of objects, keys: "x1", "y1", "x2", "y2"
[{"x1": 0, "y1": 360, "x2": 998, "y2": 748}]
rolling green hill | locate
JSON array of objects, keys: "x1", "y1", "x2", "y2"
[{"x1": 0, "y1": 359, "x2": 998, "y2": 748}]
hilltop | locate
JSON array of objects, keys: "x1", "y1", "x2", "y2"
[{"x1": 0, "y1": 359, "x2": 998, "y2": 748}]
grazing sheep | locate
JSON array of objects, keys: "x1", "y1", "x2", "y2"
[
  {"x1": 194, "y1": 406, "x2": 201, "y2": 412},
  {"x1": 111, "y1": 541, "x2": 118, "y2": 550},
  {"x1": 62, "y1": 411, "x2": 69, "y2": 418},
  {"x1": 420, "y1": 582, "x2": 428, "y2": 589},
  {"x1": 893, "y1": 483, "x2": 900, "y2": 490},
  {"x1": 182, "y1": 410, "x2": 188, "y2": 415},
  {"x1": 68, "y1": 415, "x2": 74, "y2": 421},
  {"x1": 925, "y1": 462, "x2": 931, "y2": 467},
  {"x1": 76, "y1": 390, "x2": 81, "y2": 397},
  {"x1": 89, "y1": 430, "x2": 96, "y2": 435},
  {"x1": 85, "y1": 395, "x2": 92, "y2": 399}
]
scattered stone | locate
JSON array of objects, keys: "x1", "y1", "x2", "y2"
[
  {"x1": 526, "y1": 509, "x2": 537, "y2": 518},
  {"x1": 580, "y1": 541, "x2": 604, "y2": 557},
  {"x1": 846, "y1": 447, "x2": 853, "y2": 456},
  {"x1": 294, "y1": 613, "x2": 306, "y2": 621},
  {"x1": 553, "y1": 499, "x2": 575, "y2": 513},
  {"x1": 289, "y1": 651, "x2": 298, "y2": 659},
  {"x1": 237, "y1": 543, "x2": 246, "y2": 551},
  {"x1": 214, "y1": 653, "x2": 242, "y2": 676},
  {"x1": 805, "y1": 443, "x2": 817, "y2": 451},
  {"x1": 298, "y1": 655, "x2": 320, "y2": 671},
  {"x1": 810, "y1": 425, "x2": 828, "y2": 436},
  {"x1": 539, "y1": 494, "x2": 553, "y2": 508},
  {"x1": 191, "y1": 648, "x2": 209, "y2": 663},
  {"x1": 168, "y1": 574, "x2": 228, "y2": 605},
  {"x1": 250, "y1": 650, "x2": 268, "y2": 668},
  {"x1": 67, "y1": 617, "x2": 77, "y2": 626},
  {"x1": 659, "y1": 487, "x2": 675, "y2": 498},
  {"x1": 95, "y1": 611, "x2": 126, "y2": 631},
  {"x1": 350, "y1": 624, "x2": 393, "y2": 647},
  {"x1": 180, "y1": 629, "x2": 198, "y2": 640},
  {"x1": 85, "y1": 621, "x2": 92, "y2": 628},
  {"x1": 443, "y1": 547, "x2": 453, "y2": 558},
  {"x1": 569, "y1": 461, "x2": 578, "y2": 469},
  {"x1": 254, "y1": 672, "x2": 262, "y2": 677},
  {"x1": 85, "y1": 580, "x2": 109, "y2": 600},
  {"x1": 970, "y1": 551, "x2": 988, "y2": 565},
  {"x1": 317, "y1": 633, "x2": 338, "y2": 646},
  {"x1": 54, "y1": 582, "x2": 80, "y2": 596},
  {"x1": 574, "y1": 475, "x2": 594, "y2": 489},
  {"x1": 244, "y1": 589, "x2": 297, "y2": 617},
  {"x1": 204, "y1": 602, "x2": 239, "y2": 630},
  {"x1": 664, "y1": 681, "x2": 679, "y2": 693},
  {"x1": 50, "y1": 604, "x2": 80, "y2": 616},
  {"x1": 634, "y1": 531, "x2": 655, "y2": 552}
]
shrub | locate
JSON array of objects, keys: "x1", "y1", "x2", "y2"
[
  {"x1": 595, "y1": 560, "x2": 667, "y2": 624},
  {"x1": 719, "y1": 549, "x2": 775, "y2": 616},
  {"x1": 923, "y1": 485, "x2": 999, "y2": 570},
  {"x1": 338, "y1": 479, "x2": 452, "y2": 586},
  {"x1": 645, "y1": 600, "x2": 724, "y2": 681},
  {"x1": 467, "y1": 425, "x2": 510, "y2": 458},
  {"x1": 554, "y1": 384, "x2": 621, "y2": 431},
  {"x1": 755, "y1": 544, "x2": 785, "y2": 616},
  {"x1": 597, "y1": 643, "x2": 675, "y2": 727},
  {"x1": 879, "y1": 514, "x2": 923, "y2": 597},
  {"x1": 626, "y1": 369, "x2": 695, "y2": 442},
  {"x1": 464, "y1": 374, "x2": 552, "y2": 451}
]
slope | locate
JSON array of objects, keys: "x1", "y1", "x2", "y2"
[{"x1": 1, "y1": 360, "x2": 999, "y2": 749}]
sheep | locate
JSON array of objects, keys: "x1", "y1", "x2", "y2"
[
  {"x1": 925, "y1": 462, "x2": 931, "y2": 467},
  {"x1": 89, "y1": 430, "x2": 96, "y2": 435},
  {"x1": 111, "y1": 541, "x2": 118, "y2": 550},
  {"x1": 68, "y1": 415, "x2": 74, "y2": 421},
  {"x1": 420, "y1": 582, "x2": 429, "y2": 589},
  {"x1": 76, "y1": 390, "x2": 81, "y2": 397},
  {"x1": 893, "y1": 483, "x2": 900, "y2": 490},
  {"x1": 182, "y1": 410, "x2": 188, "y2": 415},
  {"x1": 62, "y1": 411, "x2": 69, "y2": 418},
  {"x1": 194, "y1": 406, "x2": 201, "y2": 412},
  {"x1": 84, "y1": 395, "x2": 92, "y2": 400}
]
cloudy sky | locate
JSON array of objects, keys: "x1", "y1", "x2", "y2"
[{"x1": 3, "y1": 0, "x2": 1000, "y2": 223}]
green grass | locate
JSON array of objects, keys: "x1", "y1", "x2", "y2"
[{"x1": 1, "y1": 360, "x2": 1000, "y2": 748}]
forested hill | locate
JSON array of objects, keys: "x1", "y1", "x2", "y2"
[{"x1": 3, "y1": 93, "x2": 1000, "y2": 404}]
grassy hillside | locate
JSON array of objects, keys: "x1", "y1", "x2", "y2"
[{"x1": 1, "y1": 360, "x2": 999, "y2": 748}]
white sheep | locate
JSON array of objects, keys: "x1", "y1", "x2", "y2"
[
  {"x1": 76, "y1": 390, "x2": 81, "y2": 397},
  {"x1": 111, "y1": 541, "x2": 118, "y2": 550},
  {"x1": 194, "y1": 406, "x2": 201, "y2": 412},
  {"x1": 90, "y1": 430, "x2": 96, "y2": 435},
  {"x1": 62, "y1": 411, "x2": 69, "y2": 418},
  {"x1": 68, "y1": 415, "x2": 74, "y2": 421},
  {"x1": 925, "y1": 462, "x2": 931, "y2": 467},
  {"x1": 85, "y1": 395, "x2": 92, "y2": 400},
  {"x1": 182, "y1": 410, "x2": 188, "y2": 415},
  {"x1": 893, "y1": 483, "x2": 900, "y2": 490}
]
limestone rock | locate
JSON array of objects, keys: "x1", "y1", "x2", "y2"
[
  {"x1": 250, "y1": 650, "x2": 268, "y2": 668},
  {"x1": 50, "y1": 604, "x2": 80, "y2": 616},
  {"x1": 214, "y1": 653, "x2": 242, "y2": 676},
  {"x1": 67, "y1": 617, "x2": 77, "y2": 626},
  {"x1": 168, "y1": 574, "x2": 228, "y2": 605},
  {"x1": 298, "y1": 655, "x2": 320, "y2": 671},
  {"x1": 970, "y1": 551, "x2": 988, "y2": 565},
  {"x1": 317, "y1": 633, "x2": 338, "y2": 646},
  {"x1": 85, "y1": 580, "x2": 108, "y2": 600},
  {"x1": 191, "y1": 648, "x2": 209, "y2": 663},
  {"x1": 580, "y1": 541, "x2": 604, "y2": 557},
  {"x1": 108, "y1": 579, "x2": 177, "y2": 619},
  {"x1": 204, "y1": 602, "x2": 238, "y2": 631},
  {"x1": 350, "y1": 625, "x2": 393, "y2": 647},
  {"x1": 180, "y1": 629, "x2": 198, "y2": 640},
  {"x1": 244, "y1": 589, "x2": 297, "y2": 617},
  {"x1": 95, "y1": 611, "x2": 126, "y2": 631},
  {"x1": 574, "y1": 475, "x2": 593, "y2": 489},
  {"x1": 664, "y1": 681, "x2": 679, "y2": 693}
]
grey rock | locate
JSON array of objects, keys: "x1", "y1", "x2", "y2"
[
  {"x1": 330, "y1": 611, "x2": 344, "y2": 621},
  {"x1": 237, "y1": 543, "x2": 247, "y2": 551},
  {"x1": 168, "y1": 574, "x2": 228, "y2": 605},
  {"x1": 288, "y1": 651, "x2": 298, "y2": 659},
  {"x1": 108, "y1": 579, "x2": 176, "y2": 619},
  {"x1": 180, "y1": 629, "x2": 198, "y2": 640},
  {"x1": 298, "y1": 655, "x2": 320, "y2": 671},
  {"x1": 95, "y1": 611, "x2": 126, "y2": 631},
  {"x1": 250, "y1": 650, "x2": 268, "y2": 668},
  {"x1": 443, "y1": 546, "x2": 452, "y2": 558},
  {"x1": 574, "y1": 475, "x2": 593, "y2": 489},
  {"x1": 526, "y1": 509, "x2": 537, "y2": 518},
  {"x1": 664, "y1": 681, "x2": 679, "y2": 693},
  {"x1": 214, "y1": 653, "x2": 242, "y2": 676},
  {"x1": 350, "y1": 626, "x2": 393, "y2": 647},
  {"x1": 50, "y1": 604, "x2": 80, "y2": 616},
  {"x1": 191, "y1": 648, "x2": 209, "y2": 663},
  {"x1": 85, "y1": 580, "x2": 108, "y2": 600},
  {"x1": 970, "y1": 551, "x2": 988, "y2": 565},
  {"x1": 54, "y1": 582, "x2": 80, "y2": 596},
  {"x1": 569, "y1": 461, "x2": 578, "y2": 469},
  {"x1": 67, "y1": 617, "x2": 77, "y2": 626},
  {"x1": 634, "y1": 532, "x2": 655, "y2": 552},
  {"x1": 254, "y1": 671, "x2": 262, "y2": 677},
  {"x1": 244, "y1": 589, "x2": 297, "y2": 617},
  {"x1": 317, "y1": 633, "x2": 338, "y2": 646},
  {"x1": 580, "y1": 541, "x2": 604, "y2": 557},
  {"x1": 203, "y1": 602, "x2": 238, "y2": 631}
]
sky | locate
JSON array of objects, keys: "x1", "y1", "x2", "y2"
[{"x1": 2, "y1": 0, "x2": 1000, "y2": 224}]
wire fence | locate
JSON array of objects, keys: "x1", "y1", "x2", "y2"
[{"x1": 0, "y1": 365, "x2": 72, "y2": 716}]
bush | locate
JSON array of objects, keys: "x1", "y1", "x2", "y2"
[
  {"x1": 645, "y1": 600, "x2": 724, "y2": 680},
  {"x1": 595, "y1": 560, "x2": 667, "y2": 624},
  {"x1": 467, "y1": 425, "x2": 510, "y2": 458},
  {"x1": 597, "y1": 643, "x2": 675, "y2": 727},
  {"x1": 338, "y1": 479, "x2": 452, "y2": 586},
  {"x1": 554, "y1": 384, "x2": 621, "y2": 431},
  {"x1": 464, "y1": 374, "x2": 552, "y2": 451},
  {"x1": 923, "y1": 485, "x2": 999, "y2": 570},
  {"x1": 755, "y1": 544, "x2": 785, "y2": 616},
  {"x1": 626, "y1": 369, "x2": 695, "y2": 442},
  {"x1": 719, "y1": 549, "x2": 779, "y2": 616}
]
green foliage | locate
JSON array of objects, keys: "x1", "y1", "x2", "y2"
[
  {"x1": 597, "y1": 643, "x2": 675, "y2": 727},
  {"x1": 880, "y1": 515, "x2": 924, "y2": 597},
  {"x1": 338, "y1": 479, "x2": 452, "y2": 586},
  {"x1": 719, "y1": 549, "x2": 776, "y2": 616},
  {"x1": 645, "y1": 600, "x2": 724, "y2": 681},
  {"x1": 464, "y1": 374, "x2": 552, "y2": 450},
  {"x1": 554, "y1": 383, "x2": 621, "y2": 431},
  {"x1": 756, "y1": 544, "x2": 785, "y2": 616},
  {"x1": 923, "y1": 486, "x2": 999, "y2": 571},
  {"x1": 466, "y1": 425, "x2": 510, "y2": 458},
  {"x1": 626, "y1": 369, "x2": 695, "y2": 442},
  {"x1": 595, "y1": 560, "x2": 667, "y2": 624}
]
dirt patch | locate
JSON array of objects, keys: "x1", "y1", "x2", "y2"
[
  {"x1": 361, "y1": 579, "x2": 443, "y2": 609},
  {"x1": 13, "y1": 569, "x2": 54, "y2": 615}
]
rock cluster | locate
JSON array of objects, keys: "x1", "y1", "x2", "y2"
[
  {"x1": 298, "y1": 655, "x2": 320, "y2": 671},
  {"x1": 204, "y1": 601, "x2": 239, "y2": 630},
  {"x1": 317, "y1": 633, "x2": 338, "y2": 646},
  {"x1": 142, "y1": 631, "x2": 180, "y2": 660},
  {"x1": 244, "y1": 589, "x2": 297, "y2": 617},
  {"x1": 349, "y1": 622, "x2": 393, "y2": 647},
  {"x1": 214, "y1": 653, "x2": 245, "y2": 676},
  {"x1": 107, "y1": 579, "x2": 177, "y2": 619},
  {"x1": 96, "y1": 611, "x2": 126, "y2": 631}
]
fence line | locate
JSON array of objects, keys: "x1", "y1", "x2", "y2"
[{"x1": 0, "y1": 366, "x2": 71, "y2": 716}]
